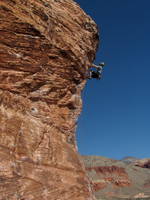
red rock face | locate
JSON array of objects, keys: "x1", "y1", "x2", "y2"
[
  {"x1": 92, "y1": 182, "x2": 107, "y2": 191},
  {"x1": 87, "y1": 166, "x2": 131, "y2": 191},
  {"x1": 83, "y1": 156, "x2": 150, "y2": 199},
  {"x1": 87, "y1": 165, "x2": 127, "y2": 175},
  {"x1": 0, "y1": 0, "x2": 99, "y2": 199}
]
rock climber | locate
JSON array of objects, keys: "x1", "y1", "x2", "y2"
[{"x1": 88, "y1": 62, "x2": 105, "y2": 80}]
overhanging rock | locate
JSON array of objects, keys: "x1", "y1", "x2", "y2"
[{"x1": 0, "y1": 0, "x2": 99, "y2": 199}]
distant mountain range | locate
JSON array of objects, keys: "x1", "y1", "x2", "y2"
[{"x1": 82, "y1": 156, "x2": 150, "y2": 200}]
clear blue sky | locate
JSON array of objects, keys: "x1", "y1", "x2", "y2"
[{"x1": 76, "y1": 0, "x2": 150, "y2": 159}]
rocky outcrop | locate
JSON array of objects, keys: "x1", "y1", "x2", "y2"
[
  {"x1": 87, "y1": 165, "x2": 131, "y2": 190},
  {"x1": 135, "y1": 159, "x2": 150, "y2": 169},
  {"x1": 0, "y1": 0, "x2": 99, "y2": 199},
  {"x1": 83, "y1": 156, "x2": 150, "y2": 200}
]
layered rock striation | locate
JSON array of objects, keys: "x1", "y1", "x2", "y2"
[
  {"x1": 0, "y1": 0, "x2": 99, "y2": 199},
  {"x1": 83, "y1": 156, "x2": 150, "y2": 200}
]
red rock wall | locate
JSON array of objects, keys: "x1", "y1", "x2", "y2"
[
  {"x1": 0, "y1": 0, "x2": 99, "y2": 199},
  {"x1": 83, "y1": 156, "x2": 150, "y2": 199},
  {"x1": 86, "y1": 166, "x2": 131, "y2": 191}
]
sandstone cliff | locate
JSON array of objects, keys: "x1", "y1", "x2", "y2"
[{"x1": 0, "y1": 0, "x2": 99, "y2": 199}]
